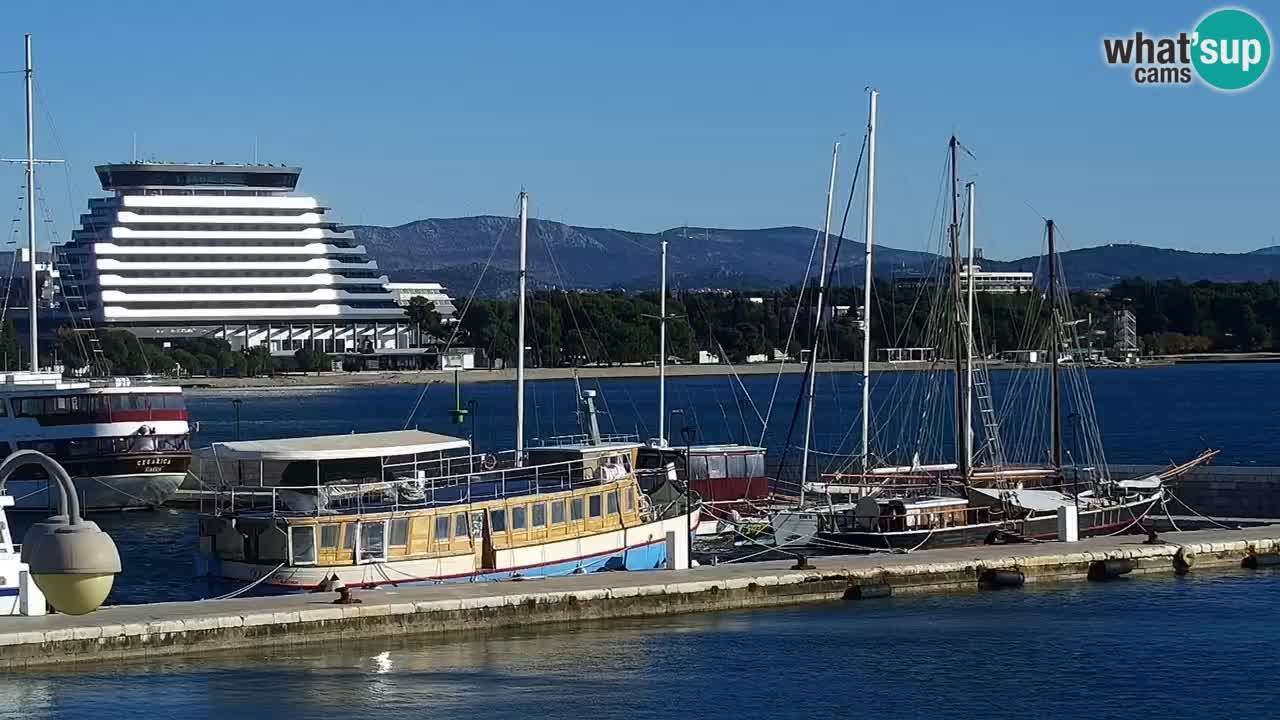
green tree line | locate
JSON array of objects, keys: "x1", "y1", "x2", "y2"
[
  {"x1": 455, "y1": 281, "x2": 1280, "y2": 366},
  {"x1": 3, "y1": 278, "x2": 1275, "y2": 377}
]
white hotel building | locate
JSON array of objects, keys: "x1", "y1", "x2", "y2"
[{"x1": 60, "y1": 163, "x2": 414, "y2": 357}]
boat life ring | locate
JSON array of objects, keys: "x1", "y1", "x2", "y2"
[{"x1": 482, "y1": 454, "x2": 497, "y2": 470}]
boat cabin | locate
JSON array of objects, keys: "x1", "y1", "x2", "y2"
[
  {"x1": 637, "y1": 443, "x2": 769, "y2": 504},
  {"x1": 819, "y1": 495, "x2": 987, "y2": 534},
  {"x1": 195, "y1": 430, "x2": 657, "y2": 585}
]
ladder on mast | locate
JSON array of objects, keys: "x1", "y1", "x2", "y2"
[
  {"x1": 52, "y1": 247, "x2": 109, "y2": 374},
  {"x1": 970, "y1": 361, "x2": 1005, "y2": 474}
]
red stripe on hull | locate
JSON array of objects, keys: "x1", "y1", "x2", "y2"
[
  {"x1": 689, "y1": 477, "x2": 770, "y2": 503},
  {"x1": 106, "y1": 409, "x2": 189, "y2": 422}
]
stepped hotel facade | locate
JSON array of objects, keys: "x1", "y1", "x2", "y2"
[{"x1": 59, "y1": 162, "x2": 433, "y2": 365}]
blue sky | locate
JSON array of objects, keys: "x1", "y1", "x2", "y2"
[{"x1": 3, "y1": 1, "x2": 1276, "y2": 260}]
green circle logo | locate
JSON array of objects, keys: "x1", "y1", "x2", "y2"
[{"x1": 1192, "y1": 8, "x2": 1271, "y2": 91}]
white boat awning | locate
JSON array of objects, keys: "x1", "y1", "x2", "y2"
[
  {"x1": 970, "y1": 487, "x2": 1077, "y2": 512},
  {"x1": 1117, "y1": 475, "x2": 1163, "y2": 491},
  {"x1": 206, "y1": 430, "x2": 470, "y2": 462}
]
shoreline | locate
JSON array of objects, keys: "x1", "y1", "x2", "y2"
[{"x1": 176, "y1": 357, "x2": 1210, "y2": 392}]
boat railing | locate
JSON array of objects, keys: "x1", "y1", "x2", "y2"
[
  {"x1": 530, "y1": 433, "x2": 640, "y2": 447},
  {"x1": 212, "y1": 454, "x2": 630, "y2": 518}
]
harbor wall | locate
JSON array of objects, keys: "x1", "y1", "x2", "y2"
[
  {"x1": 1111, "y1": 464, "x2": 1280, "y2": 518},
  {"x1": 2, "y1": 527, "x2": 1278, "y2": 670}
]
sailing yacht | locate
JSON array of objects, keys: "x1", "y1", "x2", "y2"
[
  {"x1": 771, "y1": 96, "x2": 1213, "y2": 552},
  {"x1": 1, "y1": 35, "x2": 191, "y2": 511}
]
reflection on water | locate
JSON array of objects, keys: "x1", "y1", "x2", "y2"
[{"x1": 4, "y1": 571, "x2": 1279, "y2": 720}]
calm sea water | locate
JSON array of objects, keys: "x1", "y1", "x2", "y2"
[
  {"x1": 3, "y1": 571, "x2": 1278, "y2": 720},
  {"x1": 10, "y1": 362, "x2": 1280, "y2": 605}
]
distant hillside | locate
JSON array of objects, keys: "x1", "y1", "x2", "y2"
[
  {"x1": 352, "y1": 218, "x2": 938, "y2": 293},
  {"x1": 350, "y1": 218, "x2": 1280, "y2": 293},
  {"x1": 988, "y1": 244, "x2": 1280, "y2": 288}
]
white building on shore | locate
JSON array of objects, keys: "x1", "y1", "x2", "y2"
[
  {"x1": 59, "y1": 163, "x2": 414, "y2": 359},
  {"x1": 384, "y1": 282, "x2": 458, "y2": 320}
]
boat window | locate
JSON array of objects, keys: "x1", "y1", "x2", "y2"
[
  {"x1": 490, "y1": 508, "x2": 507, "y2": 533},
  {"x1": 747, "y1": 453, "x2": 765, "y2": 478},
  {"x1": 320, "y1": 525, "x2": 340, "y2": 550},
  {"x1": 532, "y1": 503, "x2": 546, "y2": 527},
  {"x1": 453, "y1": 512, "x2": 469, "y2": 537},
  {"x1": 706, "y1": 455, "x2": 727, "y2": 479},
  {"x1": 434, "y1": 515, "x2": 450, "y2": 542},
  {"x1": 727, "y1": 454, "x2": 748, "y2": 478},
  {"x1": 512, "y1": 506, "x2": 527, "y2": 530},
  {"x1": 606, "y1": 491, "x2": 619, "y2": 515},
  {"x1": 589, "y1": 494, "x2": 602, "y2": 518},
  {"x1": 571, "y1": 497, "x2": 584, "y2": 521},
  {"x1": 625, "y1": 488, "x2": 635, "y2": 511},
  {"x1": 342, "y1": 523, "x2": 356, "y2": 550},
  {"x1": 688, "y1": 455, "x2": 708, "y2": 480},
  {"x1": 359, "y1": 522, "x2": 386, "y2": 562},
  {"x1": 389, "y1": 518, "x2": 409, "y2": 547},
  {"x1": 290, "y1": 526, "x2": 317, "y2": 564},
  {"x1": 551, "y1": 500, "x2": 566, "y2": 524}
]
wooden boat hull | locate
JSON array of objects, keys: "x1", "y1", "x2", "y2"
[
  {"x1": 197, "y1": 508, "x2": 700, "y2": 592},
  {"x1": 815, "y1": 494, "x2": 1160, "y2": 553}
]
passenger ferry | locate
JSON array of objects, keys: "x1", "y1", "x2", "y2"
[
  {"x1": 0, "y1": 371, "x2": 191, "y2": 511},
  {"x1": 194, "y1": 429, "x2": 699, "y2": 591}
]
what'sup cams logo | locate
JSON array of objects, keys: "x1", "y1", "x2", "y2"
[{"x1": 1103, "y1": 7, "x2": 1271, "y2": 91}]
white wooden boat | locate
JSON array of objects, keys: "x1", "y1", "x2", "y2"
[{"x1": 194, "y1": 430, "x2": 699, "y2": 591}]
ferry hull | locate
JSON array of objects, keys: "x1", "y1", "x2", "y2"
[
  {"x1": 816, "y1": 495, "x2": 1160, "y2": 552},
  {"x1": 7, "y1": 471, "x2": 186, "y2": 512},
  {"x1": 198, "y1": 509, "x2": 699, "y2": 592}
]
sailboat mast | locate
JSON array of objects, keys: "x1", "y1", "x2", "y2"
[
  {"x1": 516, "y1": 191, "x2": 529, "y2": 464},
  {"x1": 658, "y1": 237, "x2": 668, "y2": 446},
  {"x1": 964, "y1": 181, "x2": 976, "y2": 466},
  {"x1": 799, "y1": 141, "x2": 839, "y2": 499},
  {"x1": 1048, "y1": 218, "x2": 1062, "y2": 472},
  {"x1": 948, "y1": 136, "x2": 970, "y2": 477},
  {"x1": 860, "y1": 90, "x2": 878, "y2": 472},
  {"x1": 24, "y1": 34, "x2": 38, "y2": 373}
]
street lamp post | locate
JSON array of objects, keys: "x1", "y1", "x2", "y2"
[
  {"x1": 678, "y1": 415, "x2": 697, "y2": 571},
  {"x1": 232, "y1": 398, "x2": 243, "y2": 441}
]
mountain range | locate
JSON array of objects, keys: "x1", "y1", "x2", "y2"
[{"x1": 350, "y1": 217, "x2": 1280, "y2": 294}]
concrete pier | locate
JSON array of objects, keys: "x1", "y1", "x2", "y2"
[{"x1": 2, "y1": 526, "x2": 1278, "y2": 669}]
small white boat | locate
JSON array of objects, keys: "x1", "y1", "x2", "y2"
[{"x1": 0, "y1": 486, "x2": 44, "y2": 615}]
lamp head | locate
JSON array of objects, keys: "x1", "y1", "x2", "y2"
[
  {"x1": 29, "y1": 522, "x2": 122, "y2": 615},
  {"x1": 19, "y1": 513, "x2": 69, "y2": 564}
]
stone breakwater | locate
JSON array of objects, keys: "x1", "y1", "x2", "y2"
[{"x1": 2, "y1": 526, "x2": 1277, "y2": 669}]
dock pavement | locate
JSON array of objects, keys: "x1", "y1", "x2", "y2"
[{"x1": 2, "y1": 525, "x2": 1277, "y2": 669}]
